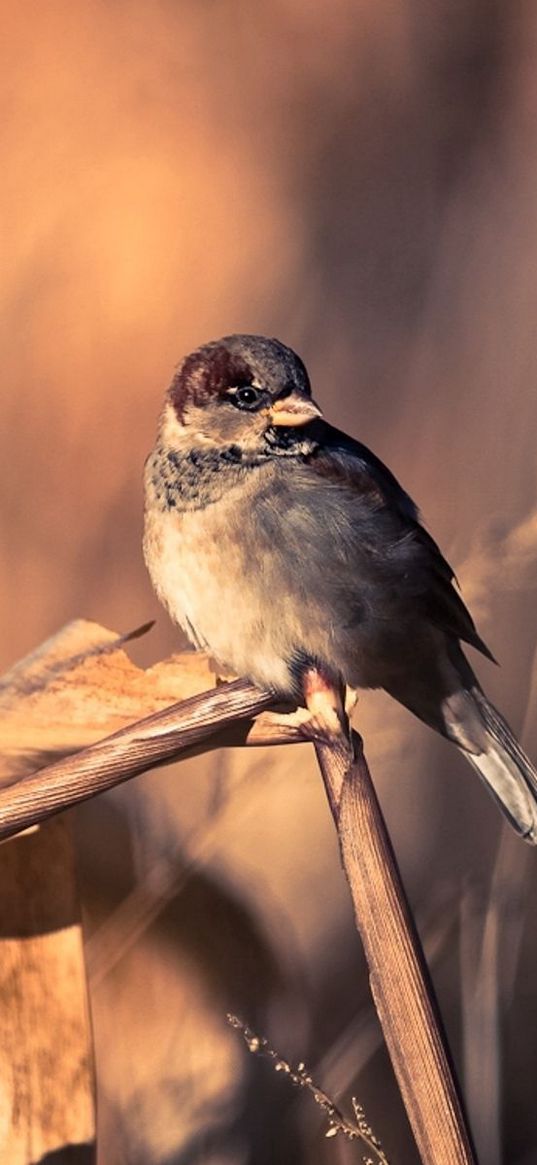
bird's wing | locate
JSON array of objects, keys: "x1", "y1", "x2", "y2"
[{"x1": 303, "y1": 421, "x2": 495, "y2": 662}]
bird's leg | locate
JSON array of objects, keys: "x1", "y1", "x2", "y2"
[
  {"x1": 214, "y1": 660, "x2": 356, "y2": 748},
  {"x1": 301, "y1": 665, "x2": 350, "y2": 743},
  {"x1": 344, "y1": 684, "x2": 359, "y2": 719}
]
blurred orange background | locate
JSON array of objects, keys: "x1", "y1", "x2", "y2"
[{"x1": 2, "y1": 3, "x2": 537, "y2": 1163}]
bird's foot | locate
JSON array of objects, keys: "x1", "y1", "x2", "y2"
[
  {"x1": 253, "y1": 676, "x2": 355, "y2": 749},
  {"x1": 301, "y1": 666, "x2": 351, "y2": 745}
]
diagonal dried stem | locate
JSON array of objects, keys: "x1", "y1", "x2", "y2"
[
  {"x1": 315, "y1": 732, "x2": 477, "y2": 1165},
  {"x1": 0, "y1": 679, "x2": 287, "y2": 841}
]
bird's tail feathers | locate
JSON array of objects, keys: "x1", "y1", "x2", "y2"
[{"x1": 460, "y1": 689, "x2": 537, "y2": 844}]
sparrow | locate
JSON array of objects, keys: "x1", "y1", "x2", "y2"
[{"x1": 144, "y1": 334, "x2": 537, "y2": 842}]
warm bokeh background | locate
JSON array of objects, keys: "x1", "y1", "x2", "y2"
[{"x1": 3, "y1": 3, "x2": 537, "y2": 1163}]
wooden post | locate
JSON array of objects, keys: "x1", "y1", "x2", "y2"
[{"x1": 0, "y1": 818, "x2": 96, "y2": 1164}]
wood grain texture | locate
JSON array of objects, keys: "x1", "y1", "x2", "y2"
[
  {"x1": 0, "y1": 679, "x2": 283, "y2": 842},
  {"x1": 0, "y1": 620, "x2": 306, "y2": 843},
  {"x1": 0, "y1": 620, "x2": 216, "y2": 785},
  {"x1": 315, "y1": 733, "x2": 477, "y2": 1165},
  {"x1": 0, "y1": 817, "x2": 95, "y2": 1164}
]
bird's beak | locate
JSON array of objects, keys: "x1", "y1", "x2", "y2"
[{"x1": 268, "y1": 393, "x2": 323, "y2": 427}]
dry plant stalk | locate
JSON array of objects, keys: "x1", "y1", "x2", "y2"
[
  {"x1": 0, "y1": 677, "x2": 280, "y2": 840},
  {"x1": 0, "y1": 621, "x2": 477, "y2": 1164},
  {"x1": 227, "y1": 1013, "x2": 389, "y2": 1163},
  {"x1": 316, "y1": 736, "x2": 477, "y2": 1165}
]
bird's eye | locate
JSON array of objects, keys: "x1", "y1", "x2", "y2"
[{"x1": 229, "y1": 385, "x2": 263, "y2": 410}]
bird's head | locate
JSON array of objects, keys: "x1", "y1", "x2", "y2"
[{"x1": 161, "y1": 334, "x2": 322, "y2": 452}]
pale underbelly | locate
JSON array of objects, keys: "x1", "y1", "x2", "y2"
[{"x1": 143, "y1": 506, "x2": 301, "y2": 691}]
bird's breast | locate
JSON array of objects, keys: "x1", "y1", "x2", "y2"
[{"x1": 143, "y1": 462, "x2": 299, "y2": 690}]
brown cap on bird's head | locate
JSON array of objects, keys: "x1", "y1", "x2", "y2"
[{"x1": 169, "y1": 334, "x2": 322, "y2": 426}]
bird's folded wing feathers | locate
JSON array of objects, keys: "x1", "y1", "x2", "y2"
[{"x1": 304, "y1": 422, "x2": 495, "y2": 662}]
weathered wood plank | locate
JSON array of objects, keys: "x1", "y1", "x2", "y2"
[{"x1": 0, "y1": 817, "x2": 95, "y2": 1164}]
